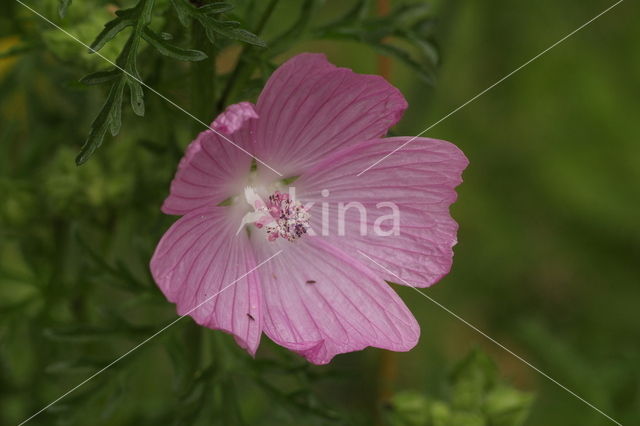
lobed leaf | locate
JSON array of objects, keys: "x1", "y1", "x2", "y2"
[
  {"x1": 201, "y1": 17, "x2": 266, "y2": 47},
  {"x1": 108, "y1": 82, "x2": 125, "y2": 136},
  {"x1": 58, "y1": 0, "x2": 72, "y2": 19},
  {"x1": 89, "y1": 16, "x2": 135, "y2": 53},
  {"x1": 79, "y1": 68, "x2": 120, "y2": 85},
  {"x1": 170, "y1": 0, "x2": 192, "y2": 27},
  {"x1": 142, "y1": 27, "x2": 208, "y2": 62},
  {"x1": 76, "y1": 79, "x2": 125, "y2": 165},
  {"x1": 126, "y1": 78, "x2": 145, "y2": 116},
  {"x1": 197, "y1": 2, "x2": 234, "y2": 15}
]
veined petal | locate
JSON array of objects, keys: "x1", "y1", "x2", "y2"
[
  {"x1": 296, "y1": 137, "x2": 469, "y2": 287},
  {"x1": 161, "y1": 103, "x2": 257, "y2": 216},
  {"x1": 212, "y1": 101, "x2": 259, "y2": 135},
  {"x1": 252, "y1": 236, "x2": 419, "y2": 365},
  {"x1": 253, "y1": 53, "x2": 407, "y2": 177},
  {"x1": 150, "y1": 207, "x2": 262, "y2": 355}
]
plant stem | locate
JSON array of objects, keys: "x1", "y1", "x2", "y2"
[
  {"x1": 216, "y1": 0, "x2": 279, "y2": 112},
  {"x1": 191, "y1": 24, "x2": 216, "y2": 128}
]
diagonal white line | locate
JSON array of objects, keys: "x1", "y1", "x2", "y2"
[
  {"x1": 357, "y1": 250, "x2": 623, "y2": 425},
  {"x1": 17, "y1": 250, "x2": 282, "y2": 426},
  {"x1": 15, "y1": 0, "x2": 283, "y2": 177},
  {"x1": 357, "y1": 0, "x2": 625, "y2": 176}
]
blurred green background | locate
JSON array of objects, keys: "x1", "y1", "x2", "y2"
[{"x1": 1, "y1": 0, "x2": 638, "y2": 425}]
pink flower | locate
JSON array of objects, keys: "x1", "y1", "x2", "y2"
[{"x1": 150, "y1": 53, "x2": 468, "y2": 364}]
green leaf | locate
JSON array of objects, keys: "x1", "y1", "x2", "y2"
[
  {"x1": 170, "y1": 0, "x2": 193, "y2": 27},
  {"x1": 142, "y1": 27, "x2": 208, "y2": 61},
  {"x1": 89, "y1": 15, "x2": 135, "y2": 53},
  {"x1": 126, "y1": 79, "x2": 145, "y2": 116},
  {"x1": 311, "y1": 1, "x2": 439, "y2": 86},
  {"x1": 79, "y1": 69, "x2": 120, "y2": 85},
  {"x1": 108, "y1": 82, "x2": 125, "y2": 136},
  {"x1": 485, "y1": 385, "x2": 534, "y2": 426},
  {"x1": 373, "y1": 43, "x2": 436, "y2": 85},
  {"x1": 58, "y1": 0, "x2": 72, "y2": 19},
  {"x1": 197, "y1": 2, "x2": 234, "y2": 15},
  {"x1": 138, "y1": 0, "x2": 156, "y2": 26},
  {"x1": 78, "y1": 0, "x2": 156, "y2": 163},
  {"x1": 201, "y1": 17, "x2": 266, "y2": 47},
  {"x1": 76, "y1": 79, "x2": 124, "y2": 165},
  {"x1": 204, "y1": 24, "x2": 217, "y2": 44},
  {"x1": 450, "y1": 349, "x2": 498, "y2": 411}
]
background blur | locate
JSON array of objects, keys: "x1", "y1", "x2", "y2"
[{"x1": 1, "y1": 0, "x2": 638, "y2": 425}]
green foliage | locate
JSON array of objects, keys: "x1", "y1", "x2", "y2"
[
  {"x1": 76, "y1": 0, "x2": 264, "y2": 165},
  {"x1": 314, "y1": 1, "x2": 439, "y2": 84},
  {"x1": 170, "y1": 0, "x2": 266, "y2": 46},
  {"x1": 58, "y1": 0, "x2": 72, "y2": 19},
  {"x1": 141, "y1": 27, "x2": 208, "y2": 61},
  {"x1": 216, "y1": 0, "x2": 439, "y2": 110},
  {"x1": 3, "y1": 0, "x2": 637, "y2": 425},
  {"x1": 385, "y1": 350, "x2": 534, "y2": 426},
  {"x1": 76, "y1": 0, "x2": 157, "y2": 165}
]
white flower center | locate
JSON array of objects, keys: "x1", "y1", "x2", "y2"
[{"x1": 236, "y1": 187, "x2": 311, "y2": 242}]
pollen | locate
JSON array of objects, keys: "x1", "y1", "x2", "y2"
[{"x1": 238, "y1": 187, "x2": 311, "y2": 242}]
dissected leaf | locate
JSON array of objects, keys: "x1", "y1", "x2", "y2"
[
  {"x1": 169, "y1": 0, "x2": 265, "y2": 47},
  {"x1": 204, "y1": 25, "x2": 217, "y2": 44},
  {"x1": 142, "y1": 27, "x2": 208, "y2": 61},
  {"x1": 58, "y1": 0, "x2": 72, "y2": 19},
  {"x1": 89, "y1": 15, "x2": 135, "y2": 53},
  {"x1": 312, "y1": 1, "x2": 439, "y2": 86},
  {"x1": 170, "y1": 0, "x2": 192, "y2": 27},
  {"x1": 197, "y1": 2, "x2": 234, "y2": 15},
  {"x1": 215, "y1": 26, "x2": 266, "y2": 47},
  {"x1": 108, "y1": 81, "x2": 125, "y2": 136},
  {"x1": 80, "y1": 69, "x2": 120, "y2": 85},
  {"x1": 198, "y1": 16, "x2": 266, "y2": 47},
  {"x1": 76, "y1": 80, "x2": 123, "y2": 165},
  {"x1": 126, "y1": 78, "x2": 145, "y2": 116},
  {"x1": 374, "y1": 43, "x2": 436, "y2": 85}
]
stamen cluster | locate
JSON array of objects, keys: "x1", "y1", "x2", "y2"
[{"x1": 258, "y1": 191, "x2": 310, "y2": 242}]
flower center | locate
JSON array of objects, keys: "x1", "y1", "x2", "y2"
[{"x1": 237, "y1": 187, "x2": 311, "y2": 242}]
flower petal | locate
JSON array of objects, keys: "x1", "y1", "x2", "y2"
[
  {"x1": 252, "y1": 236, "x2": 419, "y2": 365},
  {"x1": 161, "y1": 103, "x2": 257, "y2": 215},
  {"x1": 253, "y1": 53, "x2": 408, "y2": 176},
  {"x1": 296, "y1": 137, "x2": 468, "y2": 287},
  {"x1": 150, "y1": 206, "x2": 262, "y2": 355},
  {"x1": 211, "y1": 101, "x2": 259, "y2": 134}
]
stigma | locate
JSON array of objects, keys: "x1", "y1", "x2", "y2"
[{"x1": 237, "y1": 187, "x2": 310, "y2": 242}]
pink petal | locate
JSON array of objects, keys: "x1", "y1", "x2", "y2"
[
  {"x1": 150, "y1": 206, "x2": 262, "y2": 355},
  {"x1": 211, "y1": 101, "x2": 259, "y2": 135},
  {"x1": 252, "y1": 236, "x2": 419, "y2": 365},
  {"x1": 253, "y1": 53, "x2": 408, "y2": 177},
  {"x1": 296, "y1": 137, "x2": 469, "y2": 287},
  {"x1": 161, "y1": 103, "x2": 257, "y2": 216}
]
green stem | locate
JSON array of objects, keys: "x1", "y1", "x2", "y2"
[
  {"x1": 216, "y1": 0, "x2": 279, "y2": 112},
  {"x1": 254, "y1": 0, "x2": 280, "y2": 35},
  {"x1": 191, "y1": 24, "x2": 216, "y2": 127}
]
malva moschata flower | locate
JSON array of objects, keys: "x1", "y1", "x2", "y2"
[{"x1": 150, "y1": 53, "x2": 468, "y2": 365}]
